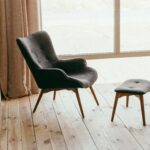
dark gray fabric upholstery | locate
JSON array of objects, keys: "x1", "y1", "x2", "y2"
[
  {"x1": 16, "y1": 31, "x2": 97, "y2": 89},
  {"x1": 115, "y1": 79, "x2": 150, "y2": 94}
]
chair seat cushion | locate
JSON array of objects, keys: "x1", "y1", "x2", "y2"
[
  {"x1": 115, "y1": 79, "x2": 150, "y2": 94},
  {"x1": 68, "y1": 67, "x2": 98, "y2": 88}
]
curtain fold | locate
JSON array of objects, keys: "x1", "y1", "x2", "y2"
[{"x1": 0, "y1": 0, "x2": 40, "y2": 98}]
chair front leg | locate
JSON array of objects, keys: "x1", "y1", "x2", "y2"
[
  {"x1": 74, "y1": 89, "x2": 85, "y2": 118},
  {"x1": 90, "y1": 86, "x2": 99, "y2": 106},
  {"x1": 33, "y1": 90, "x2": 44, "y2": 113}
]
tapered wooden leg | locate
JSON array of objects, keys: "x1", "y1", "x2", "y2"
[
  {"x1": 74, "y1": 89, "x2": 85, "y2": 118},
  {"x1": 139, "y1": 95, "x2": 146, "y2": 126},
  {"x1": 33, "y1": 90, "x2": 44, "y2": 113},
  {"x1": 126, "y1": 96, "x2": 129, "y2": 107},
  {"x1": 111, "y1": 93, "x2": 119, "y2": 122},
  {"x1": 90, "y1": 86, "x2": 99, "y2": 106},
  {"x1": 53, "y1": 91, "x2": 56, "y2": 100}
]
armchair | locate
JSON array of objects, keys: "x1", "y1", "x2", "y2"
[{"x1": 16, "y1": 31, "x2": 99, "y2": 118}]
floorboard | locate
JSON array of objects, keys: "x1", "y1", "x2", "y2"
[
  {"x1": 53, "y1": 91, "x2": 97, "y2": 150},
  {"x1": 19, "y1": 97, "x2": 37, "y2": 150},
  {"x1": 7, "y1": 100, "x2": 22, "y2": 150},
  {"x1": 0, "y1": 101, "x2": 8, "y2": 150}
]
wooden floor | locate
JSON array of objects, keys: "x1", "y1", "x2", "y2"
[{"x1": 1, "y1": 83, "x2": 150, "y2": 150}]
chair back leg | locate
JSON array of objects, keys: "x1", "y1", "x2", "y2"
[{"x1": 53, "y1": 91, "x2": 56, "y2": 100}]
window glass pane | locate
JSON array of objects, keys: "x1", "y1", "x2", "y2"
[
  {"x1": 41, "y1": 0, "x2": 114, "y2": 55},
  {"x1": 121, "y1": 0, "x2": 150, "y2": 52}
]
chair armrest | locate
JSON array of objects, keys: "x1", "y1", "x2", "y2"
[{"x1": 55, "y1": 58, "x2": 87, "y2": 73}]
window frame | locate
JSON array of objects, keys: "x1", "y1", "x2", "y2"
[{"x1": 40, "y1": 0, "x2": 150, "y2": 59}]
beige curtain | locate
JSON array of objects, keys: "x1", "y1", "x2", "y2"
[{"x1": 0, "y1": 0, "x2": 41, "y2": 98}]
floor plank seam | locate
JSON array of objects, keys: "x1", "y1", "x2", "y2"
[
  {"x1": 18, "y1": 100, "x2": 24, "y2": 150},
  {"x1": 28, "y1": 95, "x2": 38, "y2": 150},
  {"x1": 6, "y1": 102, "x2": 8, "y2": 150}
]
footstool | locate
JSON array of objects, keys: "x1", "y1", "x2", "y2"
[{"x1": 111, "y1": 79, "x2": 150, "y2": 126}]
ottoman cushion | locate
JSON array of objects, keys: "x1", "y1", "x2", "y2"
[{"x1": 115, "y1": 79, "x2": 150, "y2": 94}]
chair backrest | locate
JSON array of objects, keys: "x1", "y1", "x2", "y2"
[{"x1": 16, "y1": 31, "x2": 58, "y2": 71}]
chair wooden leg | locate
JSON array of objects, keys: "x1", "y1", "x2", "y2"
[
  {"x1": 126, "y1": 96, "x2": 129, "y2": 107},
  {"x1": 139, "y1": 95, "x2": 146, "y2": 126},
  {"x1": 53, "y1": 91, "x2": 56, "y2": 100},
  {"x1": 33, "y1": 90, "x2": 44, "y2": 113},
  {"x1": 111, "y1": 93, "x2": 119, "y2": 122},
  {"x1": 90, "y1": 86, "x2": 99, "y2": 106},
  {"x1": 74, "y1": 89, "x2": 85, "y2": 118}
]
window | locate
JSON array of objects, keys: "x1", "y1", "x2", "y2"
[
  {"x1": 121, "y1": 0, "x2": 150, "y2": 52},
  {"x1": 41, "y1": 0, "x2": 150, "y2": 58}
]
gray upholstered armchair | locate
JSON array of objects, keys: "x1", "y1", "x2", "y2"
[{"x1": 16, "y1": 31, "x2": 99, "y2": 118}]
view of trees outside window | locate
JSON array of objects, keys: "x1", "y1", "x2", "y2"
[{"x1": 41, "y1": 0, "x2": 113, "y2": 55}]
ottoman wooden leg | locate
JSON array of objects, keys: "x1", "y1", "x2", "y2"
[
  {"x1": 111, "y1": 93, "x2": 119, "y2": 122},
  {"x1": 126, "y1": 96, "x2": 129, "y2": 107},
  {"x1": 139, "y1": 95, "x2": 146, "y2": 126}
]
